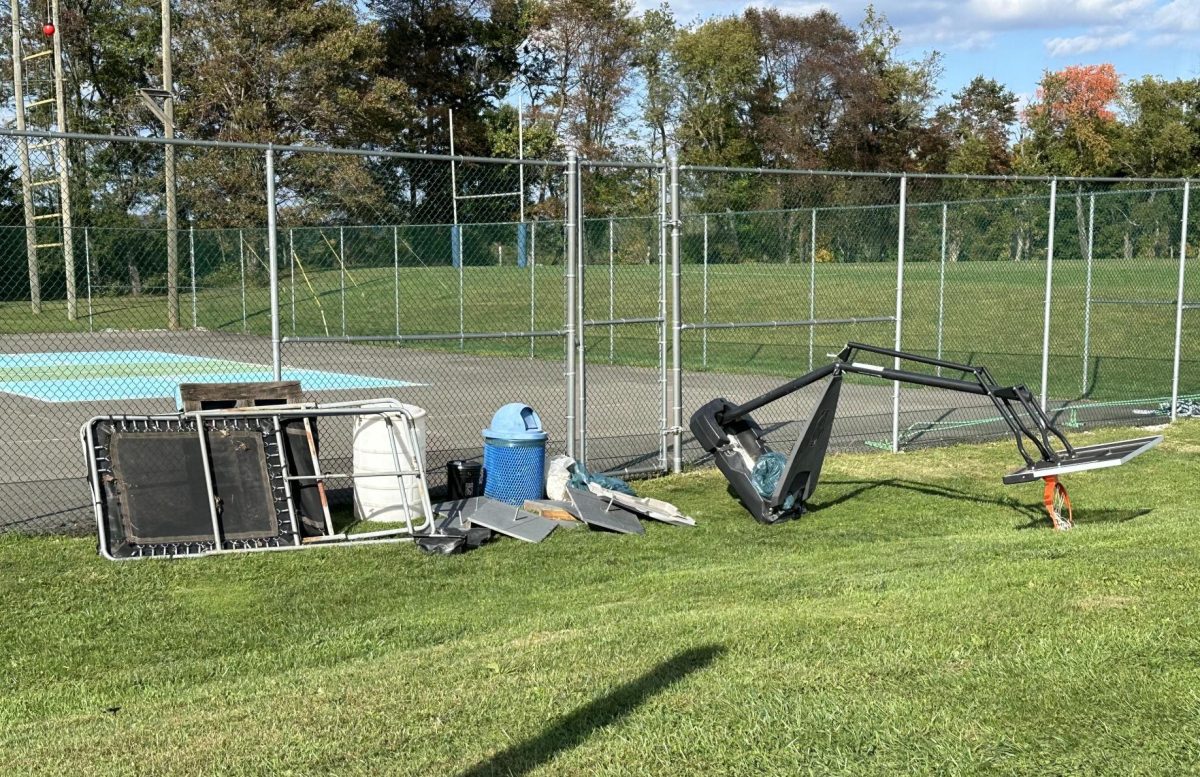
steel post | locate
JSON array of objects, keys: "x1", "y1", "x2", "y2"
[
  {"x1": 1171, "y1": 180, "x2": 1191, "y2": 422},
  {"x1": 1082, "y1": 193, "x2": 1094, "y2": 394},
  {"x1": 1041, "y1": 179, "x2": 1058, "y2": 411},
  {"x1": 266, "y1": 146, "x2": 281, "y2": 380},
  {"x1": 670, "y1": 154, "x2": 683, "y2": 473},
  {"x1": 564, "y1": 153, "x2": 578, "y2": 459},
  {"x1": 892, "y1": 175, "x2": 907, "y2": 453}
]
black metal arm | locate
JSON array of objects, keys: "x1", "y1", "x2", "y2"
[{"x1": 718, "y1": 342, "x2": 1073, "y2": 467}]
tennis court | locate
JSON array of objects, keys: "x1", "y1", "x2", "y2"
[{"x1": 0, "y1": 349, "x2": 421, "y2": 403}]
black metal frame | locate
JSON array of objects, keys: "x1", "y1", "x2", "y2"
[{"x1": 690, "y1": 342, "x2": 1157, "y2": 525}]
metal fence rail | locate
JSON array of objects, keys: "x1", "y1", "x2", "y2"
[{"x1": 0, "y1": 127, "x2": 1195, "y2": 534}]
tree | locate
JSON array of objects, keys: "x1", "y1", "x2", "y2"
[
  {"x1": 1115, "y1": 76, "x2": 1200, "y2": 178},
  {"x1": 371, "y1": 0, "x2": 526, "y2": 158},
  {"x1": 519, "y1": 0, "x2": 638, "y2": 159},
  {"x1": 173, "y1": 0, "x2": 414, "y2": 225},
  {"x1": 1017, "y1": 63, "x2": 1121, "y2": 177},
  {"x1": 632, "y1": 4, "x2": 677, "y2": 164},
  {"x1": 672, "y1": 17, "x2": 759, "y2": 170},
  {"x1": 934, "y1": 76, "x2": 1017, "y2": 175}
]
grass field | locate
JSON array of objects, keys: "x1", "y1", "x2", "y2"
[
  {"x1": 4, "y1": 257, "x2": 1200, "y2": 403},
  {"x1": 2, "y1": 423, "x2": 1198, "y2": 775}
]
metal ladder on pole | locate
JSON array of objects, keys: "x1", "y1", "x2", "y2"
[{"x1": 8, "y1": 0, "x2": 75, "y2": 317}]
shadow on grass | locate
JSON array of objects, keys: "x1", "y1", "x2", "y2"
[
  {"x1": 458, "y1": 645, "x2": 725, "y2": 777},
  {"x1": 810, "y1": 478, "x2": 1045, "y2": 523},
  {"x1": 1014, "y1": 507, "x2": 1151, "y2": 531}
]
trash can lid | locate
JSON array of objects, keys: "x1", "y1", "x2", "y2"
[{"x1": 483, "y1": 403, "x2": 547, "y2": 441}]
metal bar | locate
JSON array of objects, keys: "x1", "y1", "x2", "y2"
[
  {"x1": 809, "y1": 208, "x2": 816, "y2": 372},
  {"x1": 720, "y1": 363, "x2": 840, "y2": 423},
  {"x1": 1092, "y1": 298, "x2": 1187, "y2": 306},
  {"x1": 658, "y1": 165, "x2": 668, "y2": 472},
  {"x1": 937, "y1": 202, "x2": 947, "y2": 374},
  {"x1": 583, "y1": 316, "x2": 664, "y2": 327},
  {"x1": 339, "y1": 225, "x2": 346, "y2": 337},
  {"x1": 580, "y1": 159, "x2": 664, "y2": 170},
  {"x1": 289, "y1": 228, "x2": 295, "y2": 335},
  {"x1": 702, "y1": 214, "x2": 709, "y2": 369},
  {"x1": 892, "y1": 175, "x2": 907, "y2": 454},
  {"x1": 387, "y1": 226, "x2": 399, "y2": 337},
  {"x1": 670, "y1": 153, "x2": 683, "y2": 473},
  {"x1": 565, "y1": 153, "x2": 578, "y2": 460},
  {"x1": 678, "y1": 161, "x2": 1187, "y2": 185},
  {"x1": 529, "y1": 220, "x2": 536, "y2": 358},
  {"x1": 32, "y1": 212, "x2": 60, "y2": 221},
  {"x1": 843, "y1": 341, "x2": 982, "y2": 374},
  {"x1": 194, "y1": 422, "x2": 223, "y2": 548},
  {"x1": 33, "y1": 242, "x2": 63, "y2": 249},
  {"x1": 239, "y1": 228, "x2": 247, "y2": 332},
  {"x1": 577, "y1": 159, "x2": 587, "y2": 466},
  {"x1": 1082, "y1": 193, "x2": 1094, "y2": 394},
  {"x1": 189, "y1": 224, "x2": 196, "y2": 328},
  {"x1": 453, "y1": 190, "x2": 522, "y2": 201},
  {"x1": 1172, "y1": 180, "x2": 1191, "y2": 422},
  {"x1": 518, "y1": 99, "x2": 525, "y2": 224},
  {"x1": 0, "y1": 127, "x2": 570, "y2": 166},
  {"x1": 609, "y1": 217, "x2": 615, "y2": 364},
  {"x1": 283, "y1": 330, "x2": 565, "y2": 344},
  {"x1": 266, "y1": 147, "x2": 280, "y2": 380},
  {"x1": 25, "y1": 97, "x2": 54, "y2": 108},
  {"x1": 681, "y1": 315, "x2": 895, "y2": 331},
  {"x1": 84, "y1": 227, "x2": 92, "y2": 332},
  {"x1": 1041, "y1": 178, "x2": 1057, "y2": 411},
  {"x1": 22, "y1": 49, "x2": 51, "y2": 60}
]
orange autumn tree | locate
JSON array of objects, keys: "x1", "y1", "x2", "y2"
[{"x1": 1018, "y1": 63, "x2": 1121, "y2": 176}]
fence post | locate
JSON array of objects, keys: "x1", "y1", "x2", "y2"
[
  {"x1": 670, "y1": 153, "x2": 683, "y2": 474},
  {"x1": 84, "y1": 227, "x2": 92, "y2": 333},
  {"x1": 289, "y1": 228, "x2": 295, "y2": 335},
  {"x1": 339, "y1": 225, "x2": 346, "y2": 337},
  {"x1": 1082, "y1": 193, "x2": 1094, "y2": 395},
  {"x1": 609, "y1": 217, "x2": 615, "y2": 363},
  {"x1": 529, "y1": 220, "x2": 536, "y2": 358},
  {"x1": 937, "y1": 202, "x2": 947, "y2": 375},
  {"x1": 1171, "y1": 180, "x2": 1191, "y2": 422},
  {"x1": 702, "y1": 214, "x2": 709, "y2": 369},
  {"x1": 266, "y1": 145, "x2": 281, "y2": 380},
  {"x1": 564, "y1": 152, "x2": 578, "y2": 460},
  {"x1": 891, "y1": 175, "x2": 907, "y2": 454},
  {"x1": 396, "y1": 223, "x2": 400, "y2": 335},
  {"x1": 577, "y1": 165, "x2": 588, "y2": 466},
  {"x1": 1041, "y1": 178, "x2": 1058, "y2": 411},
  {"x1": 809, "y1": 208, "x2": 816, "y2": 373},
  {"x1": 658, "y1": 163, "x2": 669, "y2": 472},
  {"x1": 239, "y1": 228, "x2": 247, "y2": 332},
  {"x1": 189, "y1": 224, "x2": 196, "y2": 329}
]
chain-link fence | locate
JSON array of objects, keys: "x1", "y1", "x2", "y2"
[{"x1": 0, "y1": 128, "x2": 1195, "y2": 533}]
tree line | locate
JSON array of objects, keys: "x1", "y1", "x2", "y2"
[{"x1": 1, "y1": 0, "x2": 1198, "y2": 299}]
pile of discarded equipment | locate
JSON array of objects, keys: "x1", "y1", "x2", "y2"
[{"x1": 82, "y1": 387, "x2": 694, "y2": 561}]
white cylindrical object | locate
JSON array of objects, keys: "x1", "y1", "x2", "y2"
[{"x1": 352, "y1": 404, "x2": 429, "y2": 523}]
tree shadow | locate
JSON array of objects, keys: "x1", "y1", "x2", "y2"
[
  {"x1": 458, "y1": 645, "x2": 725, "y2": 777},
  {"x1": 1014, "y1": 507, "x2": 1151, "y2": 531}
]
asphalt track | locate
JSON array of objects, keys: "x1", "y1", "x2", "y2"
[{"x1": 0, "y1": 330, "x2": 1162, "y2": 533}]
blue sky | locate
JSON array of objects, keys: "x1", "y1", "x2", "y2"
[{"x1": 654, "y1": 0, "x2": 1200, "y2": 109}]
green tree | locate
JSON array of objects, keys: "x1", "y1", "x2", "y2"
[
  {"x1": 173, "y1": 0, "x2": 413, "y2": 225},
  {"x1": 1115, "y1": 76, "x2": 1200, "y2": 178}
]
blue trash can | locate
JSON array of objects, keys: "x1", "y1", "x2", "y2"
[{"x1": 482, "y1": 403, "x2": 548, "y2": 505}]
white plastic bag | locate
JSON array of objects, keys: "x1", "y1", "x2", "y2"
[{"x1": 546, "y1": 455, "x2": 576, "y2": 501}]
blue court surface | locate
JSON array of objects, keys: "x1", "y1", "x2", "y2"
[{"x1": 0, "y1": 350, "x2": 422, "y2": 403}]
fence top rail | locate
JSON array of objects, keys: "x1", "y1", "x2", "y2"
[
  {"x1": 683, "y1": 183, "x2": 1189, "y2": 219},
  {"x1": 681, "y1": 163, "x2": 1193, "y2": 186},
  {"x1": 0, "y1": 128, "x2": 568, "y2": 168},
  {"x1": 581, "y1": 159, "x2": 665, "y2": 171}
]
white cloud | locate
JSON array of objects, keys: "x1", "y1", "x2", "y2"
[
  {"x1": 968, "y1": 0, "x2": 1155, "y2": 28},
  {"x1": 1152, "y1": 0, "x2": 1200, "y2": 32},
  {"x1": 1045, "y1": 31, "x2": 1135, "y2": 56}
]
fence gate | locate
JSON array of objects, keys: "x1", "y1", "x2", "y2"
[{"x1": 575, "y1": 162, "x2": 669, "y2": 476}]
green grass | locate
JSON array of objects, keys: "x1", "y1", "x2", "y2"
[
  {"x1": 4, "y1": 258, "x2": 1200, "y2": 403},
  {"x1": 3, "y1": 423, "x2": 1200, "y2": 775}
]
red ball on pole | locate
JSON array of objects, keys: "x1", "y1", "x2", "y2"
[{"x1": 42, "y1": 22, "x2": 55, "y2": 36}]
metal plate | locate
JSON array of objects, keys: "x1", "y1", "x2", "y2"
[
  {"x1": 1002, "y1": 435, "x2": 1162, "y2": 484},
  {"x1": 434, "y1": 496, "x2": 557, "y2": 543},
  {"x1": 567, "y1": 487, "x2": 644, "y2": 535}
]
